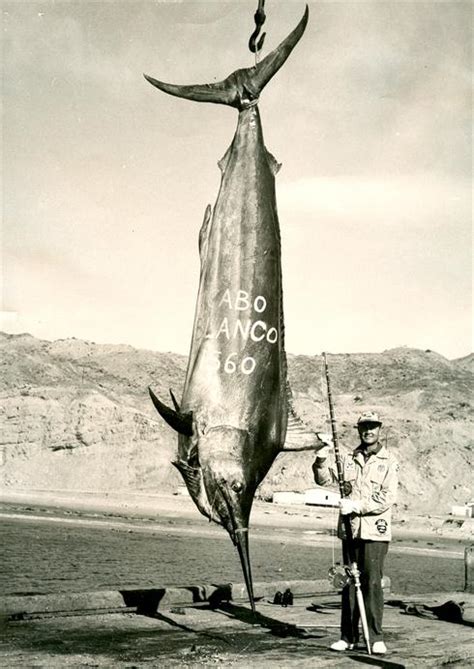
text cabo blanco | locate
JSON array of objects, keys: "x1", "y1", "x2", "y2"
[{"x1": 205, "y1": 290, "x2": 278, "y2": 376}]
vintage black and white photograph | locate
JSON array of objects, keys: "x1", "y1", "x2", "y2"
[{"x1": 1, "y1": 0, "x2": 472, "y2": 666}]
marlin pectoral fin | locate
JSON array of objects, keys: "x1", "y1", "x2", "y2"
[
  {"x1": 149, "y1": 387, "x2": 193, "y2": 436},
  {"x1": 169, "y1": 388, "x2": 180, "y2": 412},
  {"x1": 281, "y1": 399, "x2": 320, "y2": 452},
  {"x1": 144, "y1": 5, "x2": 309, "y2": 109},
  {"x1": 172, "y1": 460, "x2": 214, "y2": 517}
]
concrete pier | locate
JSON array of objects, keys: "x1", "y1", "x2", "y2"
[{"x1": 1, "y1": 581, "x2": 473, "y2": 668}]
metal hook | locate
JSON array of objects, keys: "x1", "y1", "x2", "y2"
[{"x1": 248, "y1": 0, "x2": 266, "y2": 55}]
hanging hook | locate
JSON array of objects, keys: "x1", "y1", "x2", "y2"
[{"x1": 248, "y1": 0, "x2": 266, "y2": 55}]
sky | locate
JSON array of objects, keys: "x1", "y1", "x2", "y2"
[{"x1": 1, "y1": 0, "x2": 472, "y2": 359}]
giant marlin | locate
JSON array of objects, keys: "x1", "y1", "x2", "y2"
[{"x1": 146, "y1": 5, "x2": 326, "y2": 611}]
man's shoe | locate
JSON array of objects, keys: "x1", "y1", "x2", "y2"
[
  {"x1": 330, "y1": 640, "x2": 354, "y2": 652},
  {"x1": 372, "y1": 641, "x2": 387, "y2": 655}
]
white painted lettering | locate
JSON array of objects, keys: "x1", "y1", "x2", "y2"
[
  {"x1": 206, "y1": 350, "x2": 221, "y2": 371},
  {"x1": 266, "y1": 327, "x2": 278, "y2": 343},
  {"x1": 224, "y1": 353, "x2": 237, "y2": 373},
  {"x1": 250, "y1": 320, "x2": 267, "y2": 342},
  {"x1": 235, "y1": 290, "x2": 250, "y2": 311},
  {"x1": 241, "y1": 357, "x2": 256, "y2": 375},
  {"x1": 219, "y1": 289, "x2": 232, "y2": 309},
  {"x1": 215, "y1": 317, "x2": 230, "y2": 340},
  {"x1": 254, "y1": 295, "x2": 267, "y2": 313},
  {"x1": 234, "y1": 319, "x2": 251, "y2": 341}
]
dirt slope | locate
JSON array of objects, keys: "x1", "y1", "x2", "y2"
[{"x1": 1, "y1": 332, "x2": 472, "y2": 513}]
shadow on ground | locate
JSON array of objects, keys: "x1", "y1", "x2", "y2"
[
  {"x1": 0, "y1": 605, "x2": 332, "y2": 666},
  {"x1": 207, "y1": 600, "x2": 325, "y2": 639}
]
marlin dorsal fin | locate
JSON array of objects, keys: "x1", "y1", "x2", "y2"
[{"x1": 198, "y1": 204, "x2": 212, "y2": 266}]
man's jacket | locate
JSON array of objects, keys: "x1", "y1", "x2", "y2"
[{"x1": 313, "y1": 444, "x2": 398, "y2": 541}]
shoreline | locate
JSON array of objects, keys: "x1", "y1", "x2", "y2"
[
  {"x1": 0, "y1": 510, "x2": 465, "y2": 561},
  {"x1": 1, "y1": 488, "x2": 471, "y2": 549}
]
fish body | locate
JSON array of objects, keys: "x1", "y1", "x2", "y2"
[
  {"x1": 146, "y1": 6, "x2": 315, "y2": 609},
  {"x1": 181, "y1": 104, "x2": 286, "y2": 532}
]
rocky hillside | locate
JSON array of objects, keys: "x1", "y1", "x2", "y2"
[{"x1": 1, "y1": 332, "x2": 472, "y2": 514}]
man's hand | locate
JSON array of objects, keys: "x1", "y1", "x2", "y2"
[
  {"x1": 317, "y1": 432, "x2": 333, "y2": 447},
  {"x1": 314, "y1": 446, "x2": 332, "y2": 463},
  {"x1": 339, "y1": 499, "x2": 362, "y2": 515},
  {"x1": 314, "y1": 433, "x2": 333, "y2": 462}
]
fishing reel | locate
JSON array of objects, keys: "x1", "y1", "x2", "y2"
[{"x1": 328, "y1": 564, "x2": 352, "y2": 589}]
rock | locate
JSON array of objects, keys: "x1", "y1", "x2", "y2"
[{"x1": 0, "y1": 333, "x2": 472, "y2": 513}]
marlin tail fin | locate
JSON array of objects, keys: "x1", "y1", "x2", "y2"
[{"x1": 144, "y1": 6, "x2": 308, "y2": 110}]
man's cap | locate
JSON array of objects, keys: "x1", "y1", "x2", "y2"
[{"x1": 356, "y1": 411, "x2": 382, "y2": 427}]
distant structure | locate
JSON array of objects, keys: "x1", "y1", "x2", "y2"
[
  {"x1": 451, "y1": 502, "x2": 474, "y2": 518},
  {"x1": 272, "y1": 487, "x2": 340, "y2": 507}
]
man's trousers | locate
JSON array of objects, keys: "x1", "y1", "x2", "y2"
[{"x1": 341, "y1": 539, "x2": 389, "y2": 644}]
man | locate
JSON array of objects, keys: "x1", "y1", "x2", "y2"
[{"x1": 313, "y1": 411, "x2": 398, "y2": 655}]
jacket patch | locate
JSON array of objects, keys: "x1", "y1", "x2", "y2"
[
  {"x1": 375, "y1": 519, "x2": 388, "y2": 535},
  {"x1": 344, "y1": 460, "x2": 356, "y2": 482}
]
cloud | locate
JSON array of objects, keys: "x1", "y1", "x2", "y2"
[{"x1": 279, "y1": 173, "x2": 470, "y2": 231}]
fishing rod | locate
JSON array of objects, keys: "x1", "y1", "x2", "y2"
[{"x1": 322, "y1": 352, "x2": 372, "y2": 655}]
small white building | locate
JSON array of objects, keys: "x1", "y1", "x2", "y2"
[
  {"x1": 272, "y1": 487, "x2": 340, "y2": 507},
  {"x1": 272, "y1": 491, "x2": 306, "y2": 505},
  {"x1": 451, "y1": 502, "x2": 474, "y2": 518},
  {"x1": 304, "y1": 487, "x2": 340, "y2": 508}
]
